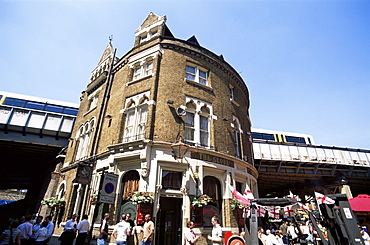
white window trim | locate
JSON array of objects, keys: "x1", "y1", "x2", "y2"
[
  {"x1": 232, "y1": 116, "x2": 243, "y2": 159},
  {"x1": 86, "y1": 87, "x2": 102, "y2": 113},
  {"x1": 75, "y1": 117, "x2": 95, "y2": 161},
  {"x1": 121, "y1": 91, "x2": 152, "y2": 143},
  {"x1": 185, "y1": 63, "x2": 209, "y2": 86},
  {"x1": 184, "y1": 97, "x2": 212, "y2": 148},
  {"x1": 132, "y1": 60, "x2": 154, "y2": 81}
]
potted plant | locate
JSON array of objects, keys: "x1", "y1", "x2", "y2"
[
  {"x1": 130, "y1": 192, "x2": 154, "y2": 204},
  {"x1": 191, "y1": 194, "x2": 213, "y2": 209},
  {"x1": 230, "y1": 199, "x2": 248, "y2": 210},
  {"x1": 90, "y1": 194, "x2": 98, "y2": 205},
  {"x1": 41, "y1": 197, "x2": 66, "y2": 209}
]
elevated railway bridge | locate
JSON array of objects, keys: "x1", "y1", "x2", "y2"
[
  {"x1": 253, "y1": 139, "x2": 370, "y2": 198},
  {"x1": 0, "y1": 91, "x2": 78, "y2": 228}
]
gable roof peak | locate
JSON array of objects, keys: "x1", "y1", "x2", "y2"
[
  {"x1": 97, "y1": 42, "x2": 114, "y2": 66},
  {"x1": 135, "y1": 12, "x2": 166, "y2": 35},
  {"x1": 187, "y1": 35, "x2": 200, "y2": 46}
]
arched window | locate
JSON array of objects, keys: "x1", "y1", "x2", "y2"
[
  {"x1": 184, "y1": 97, "x2": 211, "y2": 147},
  {"x1": 203, "y1": 176, "x2": 222, "y2": 227},
  {"x1": 121, "y1": 171, "x2": 140, "y2": 200},
  {"x1": 233, "y1": 118, "x2": 242, "y2": 159},
  {"x1": 75, "y1": 118, "x2": 95, "y2": 160},
  {"x1": 57, "y1": 183, "x2": 66, "y2": 199},
  {"x1": 123, "y1": 93, "x2": 149, "y2": 142},
  {"x1": 120, "y1": 171, "x2": 140, "y2": 222}
]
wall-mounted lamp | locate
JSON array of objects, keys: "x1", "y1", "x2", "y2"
[
  {"x1": 167, "y1": 99, "x2": 175, "y2": 105},
  {"x1": 171, "y1": 135, "x2": 190, "y2": 159}
]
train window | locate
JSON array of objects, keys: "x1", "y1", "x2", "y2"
[
  {"x1": 307, "y1": 138, "x2": 312, "y2": 145},
  {"x1": 285, "y1": 136, "x2": 306, "y2": 144},
  {"x1": 252, "y1": 132, "x2": 274, "y2": 141},
  {"x1": 64, "y1": 107, "x2": 78, "y2": 116},
  {"x1": 3, "y1": 97, "x2": 26, "y2": 107},
  {"x1": 26, "y1": 102, "x2": 45, "y2": 110},
  {"x1": 45, "y1": 105, "x2": 63, "y2": 113}
]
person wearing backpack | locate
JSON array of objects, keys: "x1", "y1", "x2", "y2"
[{"x1": 0, "y1": 220, "x2": 21, "y2": 245}]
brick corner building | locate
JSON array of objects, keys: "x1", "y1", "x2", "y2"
[{"x1": 48, "y1": 12, "x2": 257, "y2": 244}]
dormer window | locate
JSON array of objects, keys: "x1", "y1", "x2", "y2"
[
  {"x1": 139, "y1": 28, "x2": 159, "y2": 43},
  {"x1": 186, "y1": 64, "x2": 208, "y2": 85}
]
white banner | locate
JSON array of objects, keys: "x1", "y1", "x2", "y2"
[{"x1": 99, "y1": 173, "x2": 118, "y2": 204}]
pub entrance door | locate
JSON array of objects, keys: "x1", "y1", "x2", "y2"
[{"x1": 155, "y1": 197, "x2": 183, "y2": 245}]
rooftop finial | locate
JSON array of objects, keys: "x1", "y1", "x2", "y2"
[{"x1": 109, "y1": 35, "x2": 113, "y2": 43}]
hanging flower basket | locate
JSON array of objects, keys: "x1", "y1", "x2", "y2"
[
  {"x1": 230, "y1": 199, "x2": 248, "y2": 210},
  {"x1": 130, "y1": 192, "x2": 154, "y2": 204},
  {"x1": 41, "y1": 197, "x2": 66, "y2": 209},
  {"x1": 191, "y1": 194, "x2": 213, "y2": 209},
  {"x1": 90, "y1": 194, "x2": 98, "y2": 205}
]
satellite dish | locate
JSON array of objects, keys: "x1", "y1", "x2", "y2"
[{"x1": 177, "y1": 107, "x2": 186, "y2": 116}]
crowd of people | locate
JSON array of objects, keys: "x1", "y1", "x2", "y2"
[
  {"x1": 257, "y1": 220, "x2": 370, "y2": 245},
  {"x1": 94, "y1": 212, "x2": 154, "y2": 245},
  {"x1": 258, "y1": 220, "x2": 319, "y2": 245},
  {"x1": 0, "y1": 215, "x2": 54, "y2": 245},
  {"x1": 2, "y1": 213, "x2": 368, "y2": 245}
]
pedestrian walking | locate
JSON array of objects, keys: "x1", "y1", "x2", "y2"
[
  {"x1": 76, "y1": 215, "x2": 90, "y2": 245},
  {"x1": 97, "y1": 213, "x2": 111, "y2": 245},
  {"x1": 113, "y1": 215, "x2": 131, "y2": 245}
]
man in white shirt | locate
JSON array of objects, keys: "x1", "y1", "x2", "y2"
[
  {"x1": 265, "y1": 229, "x2": 278, "y2": 245},
  {"x1": 64, "y1": 214, "x2": 78, "y2": 231},
  {"x1": 207, "y1": 216, "x2": 222, "y2": 245},
  {"x1": 76, "y1": 214, "x2": 90, "y2": 245},
  {"x1": 113, "y1": 215, "x2": 131, "y2": 245},
  {"x1": 60, "y1": 214, "x2": 78, "y2": 245},
  {"x1": 18, "y1": 215, "x2": 33, "y2": 245},
  {"x1": 45, "y1": 216, "x2": 54, "y2": 245}
]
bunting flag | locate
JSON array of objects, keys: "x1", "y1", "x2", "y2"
[
  {"x1": 289, "y1": 190, "x2": 297, "y2": 199},
  {"x1": 243, "y1": 183, "x2": 255, "y2": 200},
  {"x1": 243, "y1": 207, "x2": 250, "y2": 218},
  {"x1": 315, "y1": 192, "x2": 335, "y2": 205},
  {"x1": 298, "y1": 202, "x2": 310, "y2": 212},
  {"x1": 284, "y1": 205, "x2": 295, "y2": 217},
  {"x1": 257, "y1": 205, "x2": 266, "y2": 217},
  {"x1": 227, "y1": 183, "x2": 250, "y2": 205},
  {"x1": 268, "y1": 206, "x2": 280, "y2": 219}
]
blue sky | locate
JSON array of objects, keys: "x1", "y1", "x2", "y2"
[{"x1": 1, "y1": 0, "x2": 369, "y2": 149}]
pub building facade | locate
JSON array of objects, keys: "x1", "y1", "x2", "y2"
[{"x1": 48, "y1": 12, "x2": 258, "y2": 245}]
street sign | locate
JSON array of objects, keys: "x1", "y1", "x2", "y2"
[{"x1": 99, "y1": 173, "x2": 118, "y2": 204}]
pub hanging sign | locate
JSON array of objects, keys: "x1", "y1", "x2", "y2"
[{"x1": 74, "y1": 163, "x2": 93, "y2": 185}]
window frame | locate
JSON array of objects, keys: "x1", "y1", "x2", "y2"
[
  {"x1": 123, "y1": 104, "x2": 148, "y2": 142},
  {"x1": 75, "y1": 118, "x2": 95, "y2": 161},
  {"x1": 185, "y1": 64, "x2": 208, "y2": 86},
  {"x1": 132, "y1": 60, "x2": 154, "y2": 81},
  {"x1": 184, "y1": 98, "x2": 211, "y2": 148}
]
